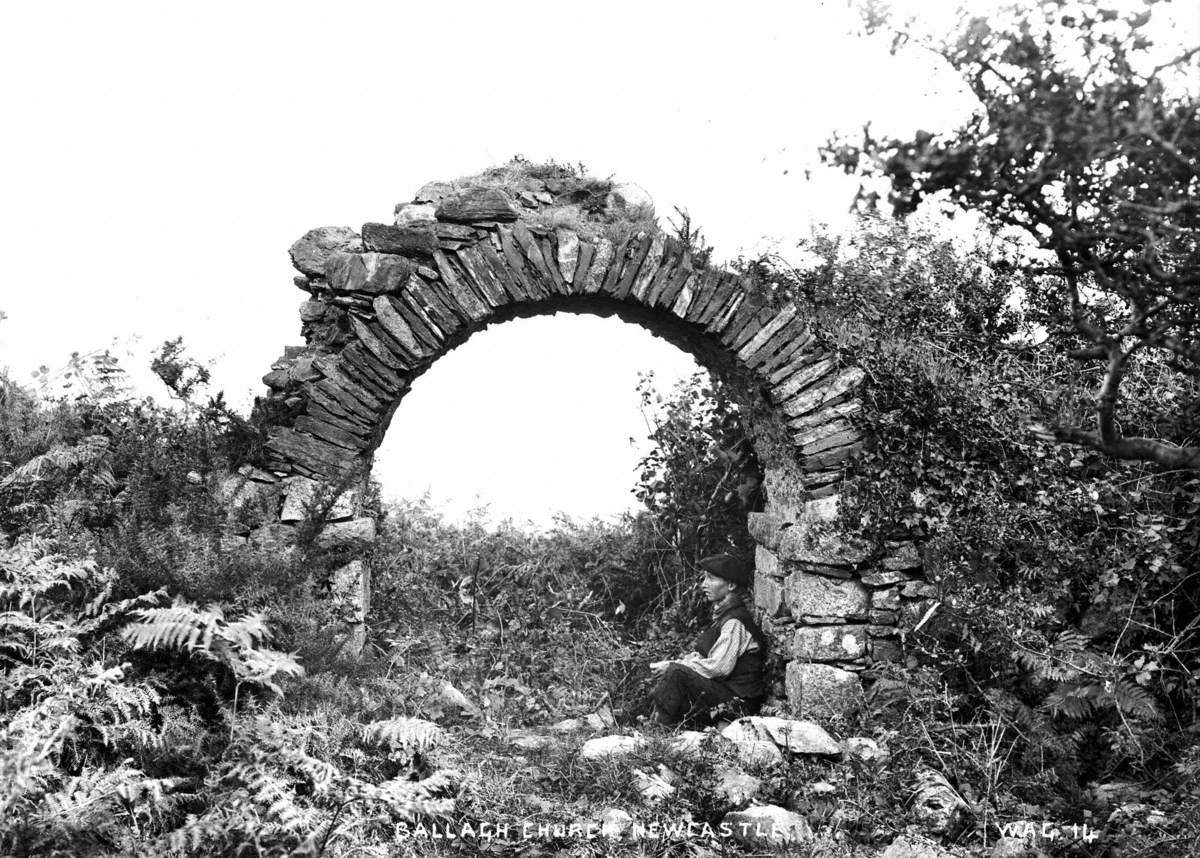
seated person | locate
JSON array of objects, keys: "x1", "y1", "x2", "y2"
[{"x1": 649, "y1": 553, "x2": 766, "y2": 726}]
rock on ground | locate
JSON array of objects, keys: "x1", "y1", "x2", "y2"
[
  {"x1": 844, "y1": 735, "x2": 889, "y2": 763},
  {"x1": 715, "y1": 765, "x2": 762, "y2": 808},
  {"x1": 880, "y1": 834, "x2": 955, "y2": 858},
  {"x1": 579, "y1": 734, "x2": 647, "y2": 760},
  {"x1": 598, "y1": 808, "x2": 633, "y2": 838},
  {"x1": 721, "y1": 716, "x2": 841, "y2": 755},
  {"x1": 911, "y1": 770, "x2": 971, "y2": 836}
]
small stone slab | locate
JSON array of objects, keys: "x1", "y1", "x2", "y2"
[
  {"x1": 325, "y1": 252, "x2": 414, "y2": 295},
  {"x1": 579, "y1": 735, "x2": 647, "y2": 760},
  {"x1": 665, "y1": 730, "x2": 709, "y2": 759},
  {"x1": 745, "y1": 315, "x2": 808, "y2": 370},
  {"x1": 312, "y1": 355, "x2": 387, "y2": 409},
  {"x1": 534, "y1": 233, "x2": 568, "y2": 294},
  {"x1": 341, "y1": 345, "x2": 402, "y2": 396},
  {"x1": 658, "y1": 260, "x2": 695, "y2": 311},
  {"x1": 555, "y1": 228, "x2": 580, "y2": 284},
  {"x1": 727, "y1": 301, "x2": 777, "y2": 352},
  {"x1": 792, "y1": 625, "x2": 868, "y2": 661},
  {"x1": 394, "y1": 202, "x2": 436, "y2": 225},
  {"x1": 630, "y1": 232, "x2": 665, "y2": 301},
  {"x1": 306, "y1": 382, "x2": 371, "y2": 427},
  {"x1": 679, "y1": 270, "x2": 717, "y2": 321},
  {"x1": 511, "y1": 222, "x2": 559, "y2": 296},
  {"x1": 773, "y1": 356, "x2": 836, "y2": 404},
  {"x1": 754, "y1": 572, "x2": 787, "y2": 618},
  {"x1": 737, "y1": 305, "x2": 799, "y2": 364},
  {"x1": 349, "y1": 316, "x2": 409, "y2": 370},
  {"x1": 903, "y1": 580, "x2": 938, "y2": 598},
  {"x1": 293, "y1": 415, "x2": 367, "y2": 451},
  {"x1": 403, "y1": 276, "x2": 466, "y2": 335},
  {"x1": 783, "y1": 367, "x2": 865, "y2": 419},
  {"x1": 433, "y1": 251, "x2": 491, "y2": 321},
  {"x1": 643, "y1": 238, "x2": 682, "y2": 306},
  {"x1": 289, "y1": 226, "x2": 363, "y2": 277},
  {"x1": 610, "y1": 232, "x2": 655, "y2": 299},
  {"x1": 871, "y1": 588, "x2": 901, "y2": 610},
  {"x1": 793, "y1": 418, "x2": 854, "y2": 452},
  {"x1": 476, "y1": 239, "x2": 528, "y2": 301},
  {"x1": 708, "y1": 291, "x2": 746, "y2": 336},
  {"x1": 314, "y1": 517, "x2": 376, "y2": 550},
  {"x1": 844, "y1": 736, "x2": 889, "y2": 763},
  {"x1": 280, "y1": 475, "x2": 356, "y2": 522},
  {"x1": 862, "y1": 570, "x2": 907, "y2": 587},
  {"x1": 746, "y1": 511, "x2": 783, "y2": 551},
  {"x1": 721, "y1": 716, "x2": 841, "y2": 755},
  {"x1": 883, "y1": 541, "x2": 921, "y2": 570},
  {"x1": 777, "y1": 525, "x2": 873, "y2": 567},
  {"x1": 760, "y1": 326, "x2": 815, "y2": 375},
  {"x1": 362, "y1": 222, "x2": 438, "y2": 257},
  {"x1": 767, "y1": 350, "x2": 824, "y2": 389},
  {"x1": 455, "y1": 245, "x2": 509, "y2": 307},
  {"x1": 581, "y1": 237, "x2": 613, "y2": 294},
  {"x1": 372, "y1": 297, "x2": 432, "y2": 360},
  {"x1": 714, "y1": 286, "x2": 761, "y2": 342},
  {"x1": 785, "y1": 662, "x2": 864, "y2": 720},
  {"x1": 264, "y1": 427, "x2": 356, "y2": 480},
  {"x1": 435, "y1": 187, "x2": 518, "y2": 223},
  {"x1": 785, "y1": 572, "x2": 869, "y2": 619}
]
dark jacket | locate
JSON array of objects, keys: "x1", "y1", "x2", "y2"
[{"x1": 692, "y1": 600, "x2": 767, "y2": 700}]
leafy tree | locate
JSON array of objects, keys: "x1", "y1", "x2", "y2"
[
  {"x1": 633, "y1": 371, "x2": 761, "y2": 570},
  {"x1": 823, "y1": 0, "x2": 1200, "y2": 468}
]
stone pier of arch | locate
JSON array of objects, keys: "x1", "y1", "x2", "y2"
[{"x1": 224, "y1": 164, "x2": 937, "y2": 720}]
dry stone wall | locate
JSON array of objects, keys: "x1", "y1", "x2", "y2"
[{"x1": 241, "y1": 164, "x2": 934, "y2": 718}]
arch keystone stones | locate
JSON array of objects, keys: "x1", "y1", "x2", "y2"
[{"x1": 240, "y1": 162, "x2": 933, "y2": 717}]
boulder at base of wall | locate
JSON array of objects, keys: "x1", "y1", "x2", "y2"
[
  {"x1": 784, "y1": 573, "x2": 869, "y2": 620},
  {"x1": 785, "y1": 662, "x2": 864, "y2": 720},
  {"x1": 279, "y1": 476, "x2": 357, "y2": 522}
]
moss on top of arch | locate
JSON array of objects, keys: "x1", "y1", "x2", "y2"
[{"x1": 414, "y1": 157, "x2": 659, "y2": 246}]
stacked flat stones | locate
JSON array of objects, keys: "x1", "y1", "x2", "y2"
[
  {"x1": 248, "y1": 167, "x2": 932, "y2": 717},
  {"x1": 260, "y1": 173, "x2": 863, "y2": 488}
]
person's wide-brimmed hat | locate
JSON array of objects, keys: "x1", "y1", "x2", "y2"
[{"x1": 697, "y1": 553, "x2": 752, "y2": 588}]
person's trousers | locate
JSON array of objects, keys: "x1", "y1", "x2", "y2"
[{"x1": 651, "y1": 664, "x2": 738, "y2": 726}]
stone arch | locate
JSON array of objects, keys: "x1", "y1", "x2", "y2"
[{"x1": 241, "y1": 164, "x2": 930, "y2": 718}]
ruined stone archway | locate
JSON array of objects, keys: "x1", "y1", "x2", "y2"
[{"x1": 241, "y1": 164, "x2": 930, "y2": 718}]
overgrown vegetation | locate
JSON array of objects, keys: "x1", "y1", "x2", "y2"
[{"x1": 770, "y1": 211, "x2": 1200, "y2": 855}]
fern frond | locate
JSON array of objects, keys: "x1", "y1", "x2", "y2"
[
  {"x1": 1111, "y1": 678, "x2": 1160, "y2": 720},
  {"x1": 1044, "y1": 683, "x2": 1098, "y2": 719},
  {"x1": 0, "y1": 435, "x2": 111, "y2": 494},
  {"x1": 122, "y1": 602, "x2": 224, "y2": 653},
  {"x1": 363, "y1": 717, "x2": 443, "y2": 757}
]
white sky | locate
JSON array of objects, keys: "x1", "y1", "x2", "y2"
[{"x1": 13, "y1": 0, "x2": 1182, "y2": 525}]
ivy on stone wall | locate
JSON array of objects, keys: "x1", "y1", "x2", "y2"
[{"x1": 773, "y1": 215, "x2": 1200, "y2": 785}]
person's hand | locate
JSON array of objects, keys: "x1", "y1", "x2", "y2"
[{"x1": 649, "y1": 660, "x2": 670, "y2": 676}]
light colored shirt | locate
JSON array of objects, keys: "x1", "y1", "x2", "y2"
[{"x1": 674, "y1": 618, "x2": 759, "y2": 680}]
